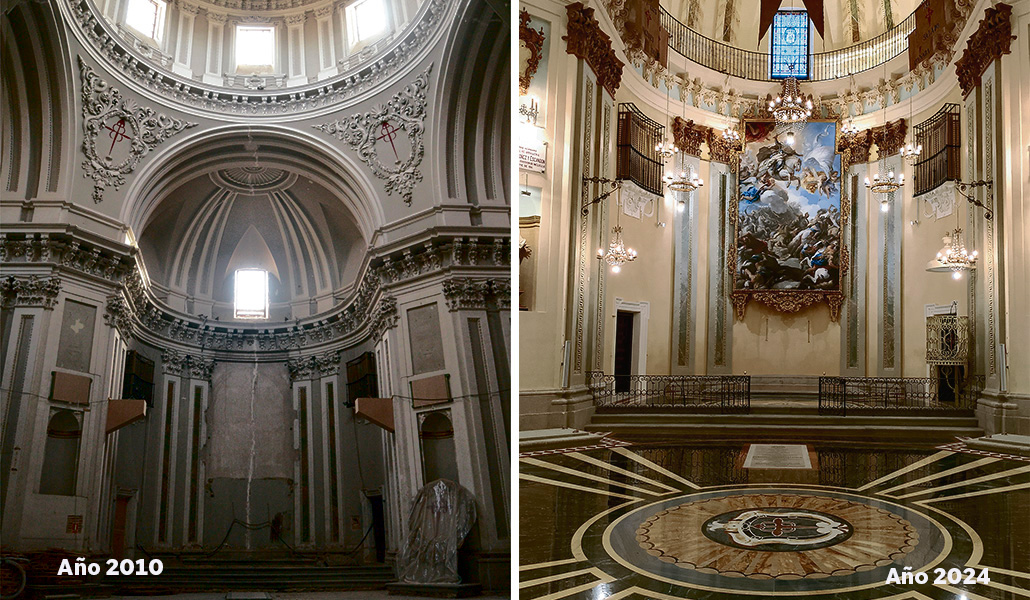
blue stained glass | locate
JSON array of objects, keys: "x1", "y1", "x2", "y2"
[{"x1": 770, "y1": 11, "x2": 810, "y2": 79}]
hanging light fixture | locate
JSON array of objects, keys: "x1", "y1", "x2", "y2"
[
  {"x1": 767, "y1": 77, "x2": 813, "y2": 126},
  {"x1": 664, "y1": 168, "x2": 703, "y2": 194},
  {"x1": 930, "y1": 229, "x2": 978, "y2": 279},
  {"x1": 866, "y1": 64, "x2": 903, "y2": 206},
  {"x1": 655, "y1": 84, "x2": 678, "y2": 161},
  {"x1": 722, "y1": 122, "x2": 741, "y2": 142},
  {"x1": 597, "y1": 186, "x2": 637, "y2": 273},
  {"x1": 901, "y1": 94, "x2": 922, "y2": 164}
]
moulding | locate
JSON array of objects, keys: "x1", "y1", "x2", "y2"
[
  {"x1": 287, "y1": 350, "x2": 342, "y2": 380},
  {"x1": 0, "y1": 275, "x2": 62, "y2": 309},
  {"x1": 563, "y1": 2, "x2": 624, "y2": 97},
  {"x1": 62, "y1": 0, "x2": 451, "y2": 120},
  {"x1": 670, "y1": 117, "x2": 710, "y2": 158},
  {"x1": 442, "y1": 277, "x2": 511, "y2": 311}
]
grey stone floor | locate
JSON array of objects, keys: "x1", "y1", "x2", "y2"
[{"x1": 110, "y1": 592, "x2": 508, "y2": 600}]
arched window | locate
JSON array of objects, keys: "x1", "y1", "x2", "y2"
[
  {"x1": 770, "y1": 11, "x2": 810, "y2": 79},
  {"x1": 234, "y1": 268, "x2": 269, "y2": 319},
  {"x1": 39, "y1": 410, "x2": 82, "y2": 496}
]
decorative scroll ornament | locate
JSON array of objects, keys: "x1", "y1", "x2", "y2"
[
  {"x1": 871, "y1": 118, "x2": 908, "y2": 157},
  {"x1": 955, "y1": 3, "x2": 1014, "y2": 97},
  {"x1": 731, "y1": 290, "x2": 844, "y2": 322},
  {"x1": 314, "y1": 66, "x2": 431, "y2": 206},
  {"x1": 671, "y1": 117, "x2": 711, "y2": 158},
  {"x1": 78, "y1": 57, "x2": 196, "y2": 204},
  {"x1": 519, "y1": 9, "x2": 546, "y2": 95},
  {"x1": 287, "y1": 350, "x2": 343, "y2": 380},
  {"x1": 563, "y1": 2, "x2": 624, "y2": 97},
  {"x1": 160, "y1": 349, "x2": 215, "y2": 380},
  {"x1": 442, "y1": 278, "x2": 509, "y2": 311}
]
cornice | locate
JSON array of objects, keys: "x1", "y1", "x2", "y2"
[{"x1": 61, "y1": 0, "x2": 455, "y2": 122}]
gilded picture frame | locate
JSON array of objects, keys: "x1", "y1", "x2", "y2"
[{"x1": 727, "y1": 119, "x2": 850, "y2": 321}]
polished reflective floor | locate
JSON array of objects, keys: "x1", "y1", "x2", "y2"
[{"x1": 519, "y1": 442, "x2": 1030, "y2": 599}]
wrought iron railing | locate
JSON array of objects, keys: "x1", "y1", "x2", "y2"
[
  {"x1": 616, "y1": 103, "x2": 665, "y2": 196},
  {"x1": 660, "y1": 6, "x2": 916, "y2": 81},
  {"x1": 914, "y1": 103, "x2": 961, "y2": 196},
  {"x1": 588, "y1": 372, "x2": 750, "y2": 412},
  {"x1": 818, "y1": 375, "x2": 984, "y2": 414}
]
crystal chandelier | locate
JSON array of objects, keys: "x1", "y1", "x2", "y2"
[
  {"x1": 597, "y1": 185, "x2": 637, "y2": 273},
  {"x1": 663, "y1": 169, "x2": 703, "y2": 194},
  {"x1": 722, "y1": 125, "x2": 740, "y2": 142},
  {"x1": 935, "y1": 228, "x2": 977, "y2": 279},
  {"x1": 597, "y1": 225, "x2": 637, "y2": 273},
  {"x1": 841, "y1": 116, "x2": 861, "y2": 137},
  {"x1": 767, "y1": 77, "x2": 813, "y2": 125}
]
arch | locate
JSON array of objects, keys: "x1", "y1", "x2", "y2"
[
  {"x1": 1, "y1": 0, "x2": 76, "y2": 200},
  {"x1": 419, "y1": 411, "x2": 459, "y2": 484},
  {"x1": 39, "y1": 409, "x2": 83, "y2": 496},
  {"x1": 431, "y1": 0, "x2": 509, "y2": 208},
  {"x1": 120, "y1": 124, "x2": 387, "y2": 243}
]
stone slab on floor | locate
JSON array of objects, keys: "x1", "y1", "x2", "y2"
[
  {"x1": 966, "y1": 434, "x2": 1030, "y2": 457},
  {"x1": 519, "y1": 428, "x2": 605, "y2": 452},
  {"x1": 386, "y1": 582, "x2": 482, "y2": 598}
]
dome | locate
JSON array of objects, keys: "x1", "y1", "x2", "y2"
[{"x1": 138, "y1": 162, "x2": 365, "y2": 322}]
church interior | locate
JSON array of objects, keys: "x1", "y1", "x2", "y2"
[
  {"x1": 0, "y1": 0, "x2": 510, "y2": 592},
  {"x1": 517, "y1": 0, "x2": 1029, "y2": 597}
]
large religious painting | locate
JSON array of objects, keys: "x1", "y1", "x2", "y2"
[{"x1": 730, "y1": 120, "x2": 847, "y2": 321}]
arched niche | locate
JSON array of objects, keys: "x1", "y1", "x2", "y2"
[
  {"x1": 39, "y1": 409, "x2": 83, "y2": 496},
  {"x1": 419, "y1": 410, "x2": 459, "y2": 485}
]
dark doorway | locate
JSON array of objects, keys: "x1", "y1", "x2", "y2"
[
  {"x1": 366, "y1": 492, "x2": 386, "y2": 563},
  {"x1": 614, "y1": 311, "x2": 635, "y2": 392}
]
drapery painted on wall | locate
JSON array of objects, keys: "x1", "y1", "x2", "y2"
[{"x1": 730, "y1": 120, "x2": 847, "y2": 321}]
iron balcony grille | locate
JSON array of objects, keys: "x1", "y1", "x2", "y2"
[
  {"x1": 616, "y1": 103, "x2": 665, "y2": 196},
  {"x1": 588, "y1": 372, "x2": 751, "y2": 413},
  {"x1": 660, "y1": 6, "x2": 915, "y2": 82},
  {"x1": 914, "y1": 103, "x2": 961, "y2": 196}
]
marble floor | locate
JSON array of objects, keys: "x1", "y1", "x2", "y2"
[{"x1": 519, "y1": 442, "x2": 1030, "y2": 599}]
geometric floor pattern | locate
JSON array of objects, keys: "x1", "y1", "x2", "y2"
[{"x1": 519, "y1": 444, "x2": 1030, "y2": 599}]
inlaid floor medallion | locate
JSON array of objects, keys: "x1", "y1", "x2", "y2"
[{"x1": 636, "y1": 494, "x2": 916, "y2": 579}]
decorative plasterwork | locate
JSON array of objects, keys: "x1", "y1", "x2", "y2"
[
  {"x1": 838, "y1": 129, "x2": 872, "y2": 164},
  {"x1": 620, "y1": 180, "x2": 658, "y2": 219},
  {"x1": 917, "y1": 181, "x2": 956, "y2": 219},
  {"x1": 78, "y1": 57, "x2": 197, "y2": 203},
  {"x1": 314, "y1": 67, "x2": 430, "y2": 205},
  {"x1": 442, "y1": 278, "x2": 511, "y2": 311},
  {"x1": 287, "y1": 350, "x2": 342, "y2": 380},
  {"x1": 0, "y1": 275, "x2": 62, "y2": 309},
  {"x1": 64, "y1": 0, "x2": 450, "y2": 118},
  {"x1": 731, "y1": 290, "x2": 844, "y2": 322},
  {"x1": 671, "y1": 117, "x2": 711, "y2": 158},
  {"x1": 708, "y1": 133, "x2": 740, "y2": 164},
  {"x1": 519, "y1": 9, "x2": 545, "y2": 96},
  {"x1": 955, "y1": 3, "x2": 1014, "y2": 97},
  {"x1": 161, "y1": 349, "x2": 215, "y2": 380},
  {"x1": 564, "y1": 2, "x2": 624, "y2": 97}
]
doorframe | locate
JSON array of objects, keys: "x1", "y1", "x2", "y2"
[{"x1": 613, "y1": 298, "x2": 649, "y2": 376}]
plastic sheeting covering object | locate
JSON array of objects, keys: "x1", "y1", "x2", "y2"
[{"x1": 396, "y1": 479, "x2": 477, "y2": 584}]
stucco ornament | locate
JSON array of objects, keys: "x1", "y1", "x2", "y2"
[
  {"x1": 315, "y1": 66, "x2": 431, "y2": 206},
  {"x1": 78, "y1": 57, "x2": 196, "y2": 203}
]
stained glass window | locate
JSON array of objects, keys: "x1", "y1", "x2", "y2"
[{"x1": 770, "y1": 11, "x2": 810, "y2": 79}]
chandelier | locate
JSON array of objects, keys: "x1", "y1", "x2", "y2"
[
  {"x1": 722, "y1": 125, "x2": 740, "y2": 142},
  {"x1": 598, "y1": 225, "x2": 637, "y2": 273},
  {"x1": 841, "y1": 116, "x2": 861, "y2": 137},
  {"x1": 767, "y1": 77, "x2": 813, "y2": 125},
  {"x1": 934, "y1": 228, "x2": 977, "y2": 279},
  {"x1": 664, "y1": 169, "x2": 703, "y2": 194}
]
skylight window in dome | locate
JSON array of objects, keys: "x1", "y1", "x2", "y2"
[
  {"x1": 770, "y1": 11, "x2": 810, "y2": 79},
  {"x1": 234, "y1": 269, "x2": 269, "y2": 319},
  {"x1": 124, "y1": 0, "x2": 167, "y2": 42},
  {"x1": 348, "y1": 0, "x2": 389, "y2": 45},
  {"x1": 235, "y1": 25, "x2": 276, "y2": 74}
]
